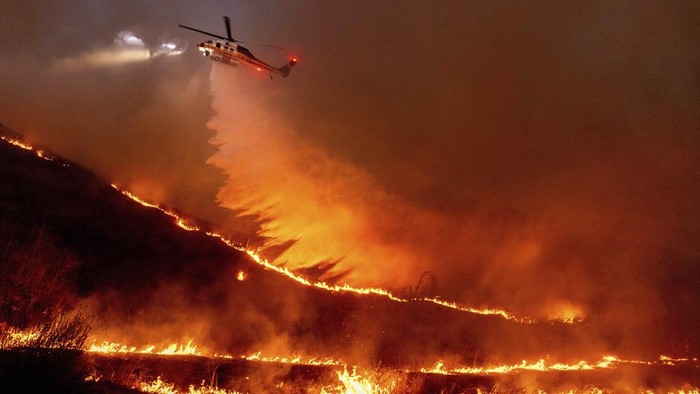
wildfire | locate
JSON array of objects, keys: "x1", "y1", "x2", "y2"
[
  {"x1": 109, "y1": 183, "x2": 566, "y2": 324},
  {"x1": 7, "y1": 132, "x2": 700, "y2": 393},
  {"x1": 0, "y1": 133, "x2": 574, "y2": 325}
]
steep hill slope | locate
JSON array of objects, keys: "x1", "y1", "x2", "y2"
[{"x1": 0, "y1": 125, "x2": 620, "y2": 368}]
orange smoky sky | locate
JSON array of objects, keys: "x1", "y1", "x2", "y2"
[{"x1": 1, "y1": 0, "x2": 700, "y2": 353}]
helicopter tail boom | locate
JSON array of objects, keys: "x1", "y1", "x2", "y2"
[{"x1": 277, "y1": 58, "x2": 298, "y2": 78}]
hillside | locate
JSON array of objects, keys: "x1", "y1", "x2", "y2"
[{"x1": 3, "y1": 124, "x2": 699, "y2": 392}]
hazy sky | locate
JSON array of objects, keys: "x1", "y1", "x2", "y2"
[{"x1": 1, "y1": 1, "x2": 699, "y2": 330}]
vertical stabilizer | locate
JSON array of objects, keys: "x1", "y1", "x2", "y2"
[{"x1": 277, "y1": 58, "x2": 298, "y2": 77}]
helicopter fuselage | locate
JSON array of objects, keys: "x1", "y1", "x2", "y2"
[
  {"x1": 197, "y1": 39, "x2": 289, "y2": 77},
  {"x1": 180, "y1": 17, "x2": 297, "y2": 78}
]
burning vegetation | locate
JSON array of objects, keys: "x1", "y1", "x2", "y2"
[{"x1": 1, "y1": 129, "x2": 700, "y2": 393}]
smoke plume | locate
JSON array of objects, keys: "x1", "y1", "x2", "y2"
[{"x1": 206, "y1": 2, "x2": 700, "y2": 354}]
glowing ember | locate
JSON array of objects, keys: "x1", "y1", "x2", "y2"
[{"x1": 236, "y1": 271, "x2": 246, "y2": 281}]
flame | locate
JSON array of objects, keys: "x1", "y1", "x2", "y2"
[
  {"x1": 421, "y1": 297, "x2": 535, "y2": 323},
  {"x1": 87, "y1": 339, "x2": 343, "y2": 367},
  {"x1": 321, "y1": 367, "x2": 397, "y2": 394},
  {"x1": 1, "y1": 327, "x2": 41, "y2": 348},
  {"x1": 0, "y1": 134, "x2": 60, "y2": 163},
  {"x1": 236, "y1": 271, "x2": 246, "y2": 281},
  {"x1": 137, "y1": 376, "x2": 242, "y2": 394},
  {"x1": 139, "y1": 376, "x2": 179, "y2": 394},
  {"x1": 88, "y1": 340, "x2": 200, "y2": 356},
  {"x1": 417, "y1": 354, "x2": 700, "y2": 376},
  {"x1": 242, "y1": 351, "x2": 342, "y2": 366}
]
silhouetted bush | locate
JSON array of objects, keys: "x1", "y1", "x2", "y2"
[{"x1": 0, "y1": 228, "x2": 79, "y2": 328}]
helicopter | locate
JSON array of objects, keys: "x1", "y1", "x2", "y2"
[{"x1": 179, "y1": 16, "x2": 297, "y2": 78}]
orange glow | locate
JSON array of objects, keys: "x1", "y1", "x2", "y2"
[
  {"x1": 110, "y1": 184, "x2": 551, "y2": 324},
  {"x1": 545, "y1": 300, "x2": 586, "y2": 323},
  {"x1": 236, "y1": 270, "x2": 246, "y2": 281}
]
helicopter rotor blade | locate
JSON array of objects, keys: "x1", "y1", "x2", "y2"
[
  {"x1": 224, "y1": 16, "x2": 234, "y2": 41},
  {"x1": 178, "y1": 24, "x2": 230, "y2": 41},
  {"x1": 249, "y1": 43, "x2": 285, "y2": 50}
]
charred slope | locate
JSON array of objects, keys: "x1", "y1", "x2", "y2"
[
  {"x1": 0, "y1": 127, "x2": 239, "y2": 298},
  {"x1": 1, "y1": 126, "x2": 606, "y2": 368}
]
